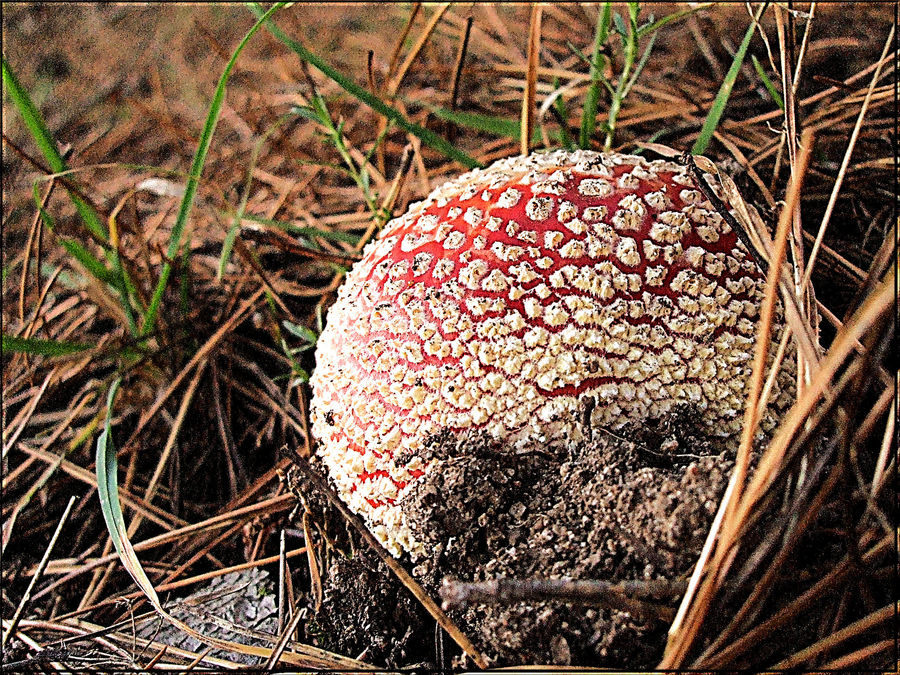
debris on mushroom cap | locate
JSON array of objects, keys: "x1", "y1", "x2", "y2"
[{"x1": 310, "y1": 149, "x2": 793, "y2": 558}]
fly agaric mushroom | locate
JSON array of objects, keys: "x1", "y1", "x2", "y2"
[{"x1": 310, "y1": 149, "x2": 791, "y2": 558}]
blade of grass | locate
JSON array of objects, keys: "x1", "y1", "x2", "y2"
[
  {"x1": 96, "y1": 378, "x2": 162, "y2": 605},
  {"x1": 143, "y1": 2, "x2": 287, "y2": 335},
  {"x1": 219, "y1": 114, "x2": 293, "y2": 280},
  {"x1": 2, "y1": 335, "x2": 93, "y2": 357},
  {"x1": 551, "y1": 77, "x2": 576, "y2": 150},
  {"x1": 32, "y1": 193, "x2": 128, "y2": 305},
  {"x1": 622, "y1": 29, "x2": 659, "y2": 99},
  {"x1": 106, "y1": 191, "x2": 140, "y2": 334},
  {"x1": 579, "y1": 2, "x2": 612, "y2": 149},
  {"x1": 602, "y1": 3, "x2": 640, "y2": 151},
  {"x1": 247, "y1": 2, "x2": 480, "y2": 170},
  {"x1": 4, "y1": 58, "x2": 139, "y2": 334},
  {"x1": 692, "y1": 2, "x2": 768, "y2": 155},
  {"x1": 751, "y1": 54, "x2": 785, "y2": 109},
  {"x1": 96, "y1": 377, "x2": 360, "y2": 666},
  {"x1": 230, "y1": 213, "x2": 360, "y2": 245},
  {"x1": 418, "y1": 102, "x2": 558, "y2": 144},
  {"x1": 635, "y1": 2, "x2": 714, "y2": 39},
  {"x1": 1, "y1": 57, "x2": 106, "y2": 241},
  {"x1": 421, "y1": 104, "x2": 520, "y2": 138}
]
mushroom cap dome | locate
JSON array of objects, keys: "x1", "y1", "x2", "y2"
[{"x1": 310, "y1": 149, "x2": 788, "y2": 558}]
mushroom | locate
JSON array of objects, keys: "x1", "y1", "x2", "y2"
[{"x1": 310, "y1": 149, "x2": 792, "y2": 559}]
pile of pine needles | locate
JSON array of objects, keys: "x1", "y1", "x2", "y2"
[{"x1": 2, "y1": 3, "x2": 896, "y2": 670}]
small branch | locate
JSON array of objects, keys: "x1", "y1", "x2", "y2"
[
  {"x1": 521, "y1": 4, "x2": 542, "y2": 155},
  {"x1": 440, "y1": 576, "x2": 685, "y2": 623},
  {"x1": 680, "y1": 151, "x2": 768, "y2": 274}
]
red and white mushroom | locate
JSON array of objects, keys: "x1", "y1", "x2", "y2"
[{"x1": 310, "y1": 149, "x2": 789, "y2": 558}]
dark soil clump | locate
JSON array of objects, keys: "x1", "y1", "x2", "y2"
[{"x1": 291, "y1": 410, "x2": 733, "y2": 668}]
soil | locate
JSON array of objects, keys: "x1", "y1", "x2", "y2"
[{"x1": 289, "y1": 408, "x2": 735, "y2": 668}]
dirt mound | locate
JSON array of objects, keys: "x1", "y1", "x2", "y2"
[{"x1": 295, "y1": 410, "x2": 732, "y2": 667}]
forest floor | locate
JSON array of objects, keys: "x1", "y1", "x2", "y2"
[{"x1": 2, "y1": 3, "x2": 896, "y2": 670}]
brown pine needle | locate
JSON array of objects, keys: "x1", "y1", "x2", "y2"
[
  {"x1": 386, "y1": 3, "x2": 451, "y2": 98},
  {"x1": 387, "y1": 2, "x2": 422, "y2": 83},
  {"x1": 771, "y1": 603, "x2": 894, "y2": 670},
  {"x1": 3, "y1": 7, "x2": 893, "y2": 671},
  {"x1": 449, "y1": 16, "x2": 474, "y2": 112},
  {"x1": 2, "y1": 496, "x2": 76, "y2": 649},
  {"x1": 801, "y1": 24, "x2": 895, "y2": 292}
]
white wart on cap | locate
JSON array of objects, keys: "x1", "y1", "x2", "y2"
[{"x1": 310, "y1": 149, "x2": 791, "y2": 558}]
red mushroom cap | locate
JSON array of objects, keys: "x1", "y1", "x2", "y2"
[{"x1": 310, "y1": 150, "x2": 789, "y2": 557}]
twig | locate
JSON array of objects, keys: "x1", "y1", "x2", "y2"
[
  {"x1": 277, "y1": 530, "x2": 287, "y2": 634},
  {"x1": 366, "y1": 49, "x2": 377, "y2": 95},
  {"x1": 440, "y1": 576, "x2": 686, "y2": 623},
  {"x1": 19, "y1": 177, "x2": 57, "y2": 326},
  {"x1": 386, "y1": 2, "x2": 422, "y2": 83},
  {"x1": 239, "y1": 227, "x2": 362, "y2": 266},
  {"x1": 263, "y1": 599, "x2": 306, "y2": 670},
  {"x1": 521, "y1": 4, "x2": 542, "y2": 156},
  {"x1": 680, "y1": 151, "x2": 768, "y2": 274}
]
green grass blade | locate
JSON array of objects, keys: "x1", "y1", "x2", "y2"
[
  {"x1": 226, "y1": 212, "x2": 361, "y2": 245},
  {"x1": 425, "y1": 105, "x2": 520, "y2": 139},
  {"x1": 58, "y1": 239, "x2": 119, "y2": 286},
  {"x1": 552, "y1": 78, "x2": 576, "y2": 151},
  {"x1": 96, "y1": 378, "x2": 162, "y2": 604},
  {"x1": 219, "y1": 114, "x2": 293, "y2": 280},
  {"x1": 420, "y1": 103, "x2": 558, "y2": 144},
  {"x1": 282, "y1": 319, "x2": 318, "y2": 345},
  {"x1": 2, "y1": 57, "x2": 107, "y2": 241},
  {"x1": 635, "y1": 2, "x2": 713, "y2": 39},
  {"x1": 579, "y1": 2, "x2": 612, "y2": 149},
  {"x1": 2, "y1": 334, "x2": 93, "y2": 356},
  {"x1": 692, "y1": 3, "x2": 767, "y2": 155},
  {"x1": 247, "y1": 3, "x2": 480, "y2": 170},
  {"x1": 751, "y1": 54, "x2": 785, "y2": 110},
  {"x1": 8, "y1": 65, "x2": 140, "y2": 334},
  {"x1": 143, "y1": 2, "x2": 287, "y2": 335},
  {"x1": 622, "y1": 30, "x2": 658, "y2": 99},
  {"x1": 31, "y1": 192, "x2": 120, "y2": 287}
]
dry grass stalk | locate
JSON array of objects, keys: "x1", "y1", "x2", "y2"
[
  {"x1": 521, "y1": 4, "x2": 542, "y2": 156},
  {"x1": 1, "y1": 496, "x2": 76, "y2": 649},
  {"x1": 801, "y1": 24, "x2": 895, "y2": 292}
]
